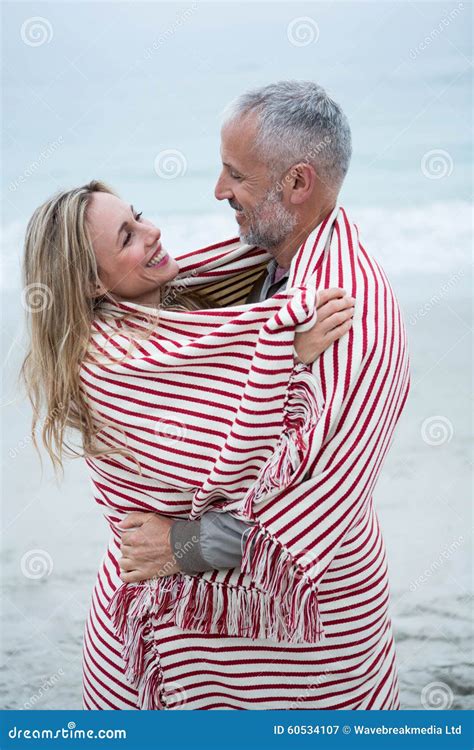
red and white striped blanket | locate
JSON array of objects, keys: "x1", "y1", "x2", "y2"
[{"x1": 80, "y1": 205, "x2": 411, "y2": 709}]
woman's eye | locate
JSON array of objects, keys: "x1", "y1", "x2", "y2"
[{"x1": 123, "y1": 211, "x2": 143, "y2": 247}]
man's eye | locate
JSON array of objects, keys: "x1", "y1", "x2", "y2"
[
  {"x1": 230, "y1": 172, "x2": 242, "y2": 180},
  {"x1": 134, "y1": 211, "x2": 143, "y2": 221}
]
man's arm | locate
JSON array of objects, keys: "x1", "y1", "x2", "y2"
[
  {"x1": 118, "y1": 511, "x2": 255, "y2": 582},
  {"x1": 170, "y1": 512, "x2": 254, "y2": 573}
]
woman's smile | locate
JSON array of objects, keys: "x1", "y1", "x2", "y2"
[
  {"x1": 85, "y1": 191, "x2": 180, "y2": 304},
  {"x1": 145, "y1": 243, "x2": 169, "y2": 268}
]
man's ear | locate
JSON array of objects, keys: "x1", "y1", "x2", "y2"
[{"x1": 287, "y1": 162, "x2": 317, "y2": 206}]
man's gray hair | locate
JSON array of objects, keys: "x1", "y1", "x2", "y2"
[{"x1": 223, "y1": 80, "x2": 352, "y2": 189}]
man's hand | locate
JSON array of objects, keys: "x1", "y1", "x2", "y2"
[{"x1": 118, "y1": 512, "x2": 181, "y2": 583}]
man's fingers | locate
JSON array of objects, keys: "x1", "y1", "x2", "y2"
[
  {"x1": 118, "y1": 512, "x2": 148, "y2": 530},
  {"x1": 120, "y1": 543, "x2": 134, "y2": 556},
  {"x1": 118, "y1": 557, "x2": 136, "y2": 572},
  {"x1": 120, "y1": 570, "x2": 146, "y2": 583},
  {"x1": 120, "y1": 567, "x2": 160, "y2": 583},
  {"x1": 120, "y1": 530, "x2": 142, "y2": 547}
]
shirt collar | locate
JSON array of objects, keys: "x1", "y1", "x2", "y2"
[
  {"x1": 259, "y1": 258, "x2": 290, "y2": 301},
  {"x1": 266, "y1": 257, "x2": 290, "y2": 285}
]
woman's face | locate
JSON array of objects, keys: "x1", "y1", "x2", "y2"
[{"x1": 86, "y1": 192, "x2": 179, "y2": 306}]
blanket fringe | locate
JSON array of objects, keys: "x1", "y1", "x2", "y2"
[
  {"x1": 108, "y1": 576, "x2": 179, "y2": 710},
  {"x1": 240, "y1": 523, "x2": 324, "y2": 642},
  {"x1": 241, "y1": 365, "x2": 324, "y2": 514},
  {"x1": 108, "y1": 526, "x2": 324, "y2": 707},
  {"x1": 108, "y1": 362, "x2": 325, "y2": 708}
]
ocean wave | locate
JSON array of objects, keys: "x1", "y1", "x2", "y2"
[{"x1": 1, "y1": 201, "x2": 471, "y2": 290}]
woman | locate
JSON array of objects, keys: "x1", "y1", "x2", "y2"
[{"x1": 22, "y1": 180, "x2": 355, "y2": 709}]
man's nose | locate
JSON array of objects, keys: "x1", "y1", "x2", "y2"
[{"x1": 214, "y1": 173, "x2": 233, "y2": 201}]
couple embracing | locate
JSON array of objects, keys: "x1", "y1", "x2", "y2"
[{"x1": 22, "y1": 81, "x2": 410, "y2": 710}]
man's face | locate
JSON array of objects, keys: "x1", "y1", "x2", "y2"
[{"x1": 214, "y1": 114, "x2": 296, "y2": 251}]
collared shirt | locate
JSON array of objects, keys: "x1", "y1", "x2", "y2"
[{"x1": 259, "y1": 258, "x2": 290, "y2": 300}]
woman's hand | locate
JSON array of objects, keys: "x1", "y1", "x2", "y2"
[
  {"x1": 118, "y1": 512, "x2": 181, "y2": 583},
  {"x1": 294, "y1": 288, "x2": 355, "y2": 365}
]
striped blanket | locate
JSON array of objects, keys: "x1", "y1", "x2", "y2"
[{"x1": 80, "y1": 205, "x2": 410, "y2": 710}]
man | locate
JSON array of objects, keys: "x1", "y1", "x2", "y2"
[
  {"x1": 119, "y1": 80, "x2": 352, "y2": 577},
  {"x1": 117, "y1": 81, "x2": 409, "y2": 710}
]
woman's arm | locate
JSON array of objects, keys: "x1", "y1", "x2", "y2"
[{"x1": 118, "y1": 289, "x2": 355, "y2": 582}]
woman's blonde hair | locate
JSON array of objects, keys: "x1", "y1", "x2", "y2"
[{"x1": 20, "y1": 179, "x2": 206, "y2": 475}]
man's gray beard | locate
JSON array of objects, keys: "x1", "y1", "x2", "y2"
[{"x1": 238, "y1": 190, "x2": 297, "y2": 250}]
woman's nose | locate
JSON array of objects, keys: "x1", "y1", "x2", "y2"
[{"x1": 146, "y1": 225, "x2": 161, "y2": 245}]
